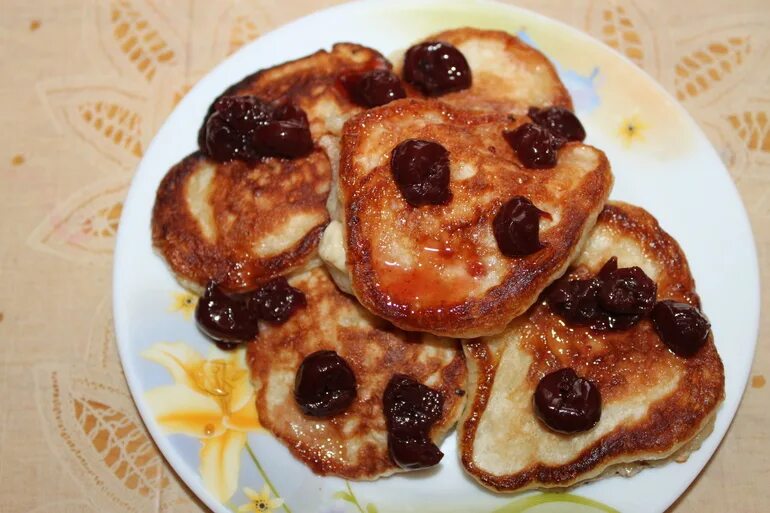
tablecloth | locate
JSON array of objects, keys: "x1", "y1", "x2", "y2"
[{"x1": 0, "y1": 0, "x2": 768, "y2": 511}]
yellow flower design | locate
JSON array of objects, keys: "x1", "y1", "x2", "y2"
[
  {"x1": 142, "y1": 342, "x2": 260, "y2": 502},
  {"x1": 238, "y1": 485, "x2": 285, "y2": 513},
  {"x1": 618, "y1": 113, "x2": 647, "y2": 147},
  {"x1": 169, "y1": 291, "x2": 198, "y2": 319}
]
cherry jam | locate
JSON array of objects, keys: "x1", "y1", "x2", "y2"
[
  {"x1": 340, "y1": 69, "x2": 406, "y2": 108},
  {"x1": 534, "y1": 368, "x2": 601, "y2": 433},
  {"x1": 493, "y1": 196, "x2": 548, "y2": 257},
  {"x1": 390, "y1": 139, "x2": 451, "y2": 207},
  {"x1": 528, "y1": 106, "x2": 586, "y2": 147},
  {"x1": 503, "y1": 123, "x2": 560, "y2": 169},
  {"x1": 652, "y1": 300, "x2": 711, "y2": 357},
  {"x1": 294, "y1": 350, "x2": 357, "y2": 417},
  {"x1": 201, "y1": 96, "x2": 312, "y2": 161},
  {"x1": 383, "y1": 375, "x2": 444, "y2": 469},
  {"x1": 403, "y1": 41, "x2": 472, "y2": 96}
]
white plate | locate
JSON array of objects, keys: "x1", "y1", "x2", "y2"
[{"x1": 114, "y1": 1, "x2": 760, "y2": 512}]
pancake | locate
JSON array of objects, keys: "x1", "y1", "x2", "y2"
[
  {"x1": 201, "y1": 42, "x2": 391, "y2": 141},
  {"x1": 321, "y1": 98, "x2": 612, "y2": 337},
  {"x1": 154, "y1": 44, "x2": 390, "y2": 292},
  {"x1": 246, "y1": 267, "x2": 467, "y2": 479},
  {"x1": 396, "y1": 28, "x2": 572, "y2": 115},
  {"x1": 459, "y1": 201, "x2": 725, "y2": 491},
  {"x1": 152, "y1": 151, "x2": 330, "y2": 292}
]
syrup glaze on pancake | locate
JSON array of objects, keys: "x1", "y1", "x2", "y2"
[
  {"x1": 154, "y1": 44, "x2": 391, "y2": 292},
  {"x1": 247, "y1": 267, "x2": 466, "y2": 479},
  {"x1": 152, "y1": 151, "x2": 330, "y2": 292},
  {"x1": 460, "y1": 202, "x2": 725, "y2": 491},
  {"x1": 324, "y1": 99, "x2": 612, "y2": 338},
  {"x1": 398, "y1": 28, "x2": 572, "y2": 115}
]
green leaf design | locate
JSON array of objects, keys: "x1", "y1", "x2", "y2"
[
  {"x1": 334, "y1": 491, "x2": 356, "y2": 503},
  {"x1": 335, "y1": 481, "x2": 376, "y2": 513},
  {"x1": 244, "y1": 442, "x2": 293, "y2": 513},
  {"x1": 493, "y1": 493, "x2": 620, "y2": 513}
]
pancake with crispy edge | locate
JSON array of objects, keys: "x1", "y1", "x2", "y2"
[
  {"x1": 321, "y1": 98, "x2": 612, "y2": 337},
  {"x1": 153, "y1": 43, "x2": 390, "y2": 292},
  {"x1": 459, "y1": 201, "x2": 724, "y2": 491},
  {"x1": 396, "y1": 27, "x2": 572, "y2": 115},
  {"x1": 247, "y1": 267, "x2": 467, "y2": 479}
]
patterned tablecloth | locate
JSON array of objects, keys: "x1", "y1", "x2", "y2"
[{"x1": 0, "y1": 0, "x2": 768, "y2": 511}]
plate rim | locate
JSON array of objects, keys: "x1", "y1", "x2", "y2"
[{"x1": 113, "y1": 1, "x2": 761, "y2": 512}]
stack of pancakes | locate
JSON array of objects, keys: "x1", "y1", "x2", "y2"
[{"x1": 152, "y1": 28, "x2": 724, "y2": 489}]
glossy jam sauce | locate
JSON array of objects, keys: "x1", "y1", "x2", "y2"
[
  {"x1": 374, "y1": 234, "x2": 486, "y2": 308},
  {"x1": 377, "y1": 260, "x2": 476, "y2": 308}
]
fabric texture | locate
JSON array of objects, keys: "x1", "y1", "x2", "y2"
[{"x1": 0, "y1": 0, "x2": 767, "y2": 511}]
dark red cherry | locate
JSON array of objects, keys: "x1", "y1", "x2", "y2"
[
  {"x1": 202, "y1": 96, "x2": 273, "y2": 161},
  {"x1": 201, "y1": 96, "x2": 313, "y2": 161},
  {"x1": 383, "y1": 374, "x2": 444, "y2": 433},
  {"x1": 599, "y1": 262, "x2": 656, "y2": 315},
  {"x1": 546, "y1": 277, "x2": 602, "y2": 325},
  {"x1": 383, "y1": 375, "x2": 445, "y2": 469},
  {"x1": 504, "y1": 123, "x2": 560, "y2": 169},
  {"x1": 195, "y1": 281, "x2": 259, "y2": 344},
  {"x1": 273, "y1": 101, "x2": 307, "y2": 124},
  {"x1": 528, "y1": 106, "x2": 586, "y2": 147},
  {"x1": 589, "y1": 311, "x2": 643, "y2": 332},
  {"x1": 597, "y1": 256, "x2": 618, "y2": 279},
  {"x1": 250, "y1": 277, "x2": 307, "y2": 324},
  {"x1": 403, "y1": 41, "x2": 472, "y2": 96},
  {"x1": 340, "y1": 69, "x2": 406, "y2": 108},
  {"x1": 534, "y1": 368, "x2": 601, "y2": 433},
  {"x1": 387, "y1": 432, "x2": 444, "y2": 470},
  {"x1": 390, "y1": 139, "x2": 451, "y2": 207},
  {"x1": 294, "y1": 350, "x2": 357, "y2": 417},
  {"x1": 251, "y1": 102, "x2": 313, "y2": 159},
  {"x1": 493, "y1": 196, "x2": 547, "y2": 257},
  {"x1": 652, "y1": 300, "x2": 711, "y2": 356},
  {"x1": 547, "y1": 277, "x2": 643, "y2": 332},
  {"x1": 547, "y1": 257, "x2": 654, "y2": 332}
]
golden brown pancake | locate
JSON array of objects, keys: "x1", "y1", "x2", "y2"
[
  {"x1": 397, "y1": 28, "x2": 572, "y2": 115},
  {"x1": 321, "y1": 98, "x2": 612, "y2": 338},
  {"x1": 459, "y1": 202, "x2": 725, "y2": 491},
  {"x1": 208, "y1": 42, "x2": 391, "y2": 139},
  {"x1": 154, "y1": 44, "x2": 390, "y2": 292},
  {"x1": 247, "y1": 267, "x2": 466, "y2": 479},
  {"x1": 152, "y1": 151, "x2": 331, "y2": 292}
]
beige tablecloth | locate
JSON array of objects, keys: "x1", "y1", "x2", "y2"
[{"x1": 0, "y1": 0, "x2": 768, "y2": 511}]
